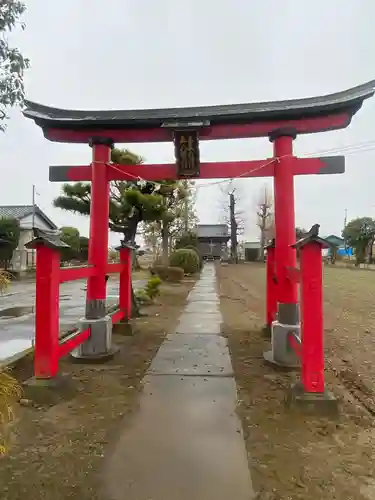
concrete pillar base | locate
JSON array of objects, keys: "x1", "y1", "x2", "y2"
[
  {"x1": 23, "y1": 373, "x2": 76, "y2": 406},
  {"x1": 70, "y1": 315, "x2": 118, "y2": 363},
  {"x1": 70, "y1": 345, "x2": 119, "y2": 364},
  {"x1": 285, "y1": 382, "x2": 339, "y2": 416},
  {"x1": 85, "y1": 298, "x2": 106, "y2": 319},
  {"x1": 263, "y1": 348, "x2": 299, "y2": 370},
  {"x1": 263, "y1": 318, "x2": 301, "y2": 369},
  {"x1": 277, "y1": 302, "x2": 299, "y2": 325}
]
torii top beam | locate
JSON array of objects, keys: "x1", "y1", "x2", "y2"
[{"x1": 23, "y1": 80, "x2": 375, "y2": 144}]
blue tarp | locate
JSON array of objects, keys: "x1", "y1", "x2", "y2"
[{"x1": 329, "y1": 246, "x2": 353, "y2": 256}]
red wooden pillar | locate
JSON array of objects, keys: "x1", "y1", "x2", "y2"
[
  {"x1": 32, "y1": 244, "x2": 60, "y2": 379},
  {"x1": 295, "y1": 230, "x2": 329, "y2": 393},
  {"x1": 270, "y1": 129, "x2": 298, "y2": 325},
  {"x1": 86, "y1": 137, "x2": 112, "y2": 319},
  {"x1": 265, "y1": 239, "x2": 277, "y2": 328},
  {"x1": 119, "y1": 245, "x2": 132, "y2": 321}
]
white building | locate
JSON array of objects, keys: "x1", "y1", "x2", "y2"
[
  {"x1": 0, "y1": 205, "x2": 57, "y2": 274},
  {"x1": 244, "y1": 241, "x2": 262, "y2": 261}
]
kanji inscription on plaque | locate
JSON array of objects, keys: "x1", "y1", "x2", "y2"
[{"x1": 173, "y1": 130, "x2": 200, "y2": 177}]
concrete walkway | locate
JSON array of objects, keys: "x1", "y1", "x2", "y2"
[{"x1": 103, "y1": 264, "x2": 254, "y2": 500}]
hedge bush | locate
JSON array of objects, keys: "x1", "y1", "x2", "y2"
[
  {"x1": 135, "y1": 288, "x2": 152, "y2": 305},
  {"x1": 144, "y1": 276, "x2": 162, "y2": 299},
  {"x1": 183, "y1": 245, "x2": 203, "y2": 270},
  {"x1": 175, "y1": 231, "x2": 199, "y2": 249},
  {"x1": 151, "y1": 265, "x2": 184, "y2": 283},
  {"x1": 169, "y1": 248, "x2": 200, "y2": 274}
]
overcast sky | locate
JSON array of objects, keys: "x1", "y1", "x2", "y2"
[{"x1": 0, "y1": 0, "x2": 374, "y2": 244}]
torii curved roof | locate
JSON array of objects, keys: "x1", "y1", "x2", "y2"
[
  {"x1": 22, "y1": 80, "x2": 375, "y2": 143},
  {"x1": 24, "y1": 80, "x2": 375, "y2": 127}
]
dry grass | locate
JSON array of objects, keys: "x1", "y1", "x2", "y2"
[
  {"x1": 0, "y1": 368, "x2": 22, "y2": 456},
  {"x1": 0, "y1": 270, "x2": 11, "y2": 295},
  {"x1": 217, "y1": 262, "x2": 375, "y2": 500}
]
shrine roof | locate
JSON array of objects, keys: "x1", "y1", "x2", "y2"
[{"x1": 23, "y1": 80, "x2": 375, "y2": 129}]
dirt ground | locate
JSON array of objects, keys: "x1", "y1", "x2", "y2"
[
  {"x1": 217, "y1": 262, "x2": 375, "y2": 500},
  {"x1": 0, "y1": 278, "x2": 195, "y2": 500}
]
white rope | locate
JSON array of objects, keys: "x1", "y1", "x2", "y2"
[{"x1": 88, "y1": 137, "x2": 375, "y2": 191}]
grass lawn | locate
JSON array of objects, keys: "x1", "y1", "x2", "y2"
[{"x1": 217, "y1": 262, "x2": 375, "y2": 500}]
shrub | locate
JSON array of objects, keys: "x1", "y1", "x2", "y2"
[
  {"x1": 175, "y1": 231, "x2": 198, "y2": 250},
  {"x1": 0, "y1": 368, "x2": 22, "y2": 456},
  {"x1": 183, "y1": 245, "x2": 203, "y2": 270},
  {"x1": 0, "y1": 218, "x2": 20, "y2": 269},
  {"x1": 144, "y1": 276, "x2": 162, "y2": 299},
  {"x1": 151, "y1": 265, "x2": 184, "y2": 283},
  {"x1": 169, "y1": 248, "x2": 200, "y2": 274},
  {"x1": 135, "y1": 288, "x2": 152, "y2": 305}
]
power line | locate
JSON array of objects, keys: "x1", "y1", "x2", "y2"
[
  {"x1": 99, "y1": 137, "x2": 375, "y2": 194},
  {"x1": 194, "y1": 138, "x2": 375, "y2": 190}
]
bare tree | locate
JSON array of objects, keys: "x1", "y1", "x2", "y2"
[
  {"x1": 142, "y1": 180, "x2": 198, "y2": 262},
  {"x1": 219, "y1": 181, "x2": 245, "y2": 262},
  {"x1": 219, "y1": 182, "x2": 245, "y2": 231},
  {"x1": 141, "y1": 221, "x2": 161, "y2": 260},
  {"x1": 256, "y1": 186, "x2": 274, "y2": 260}
]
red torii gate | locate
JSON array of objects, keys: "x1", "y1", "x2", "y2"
[{"x1": 23, "y1": 80, "x2": 375, "y2": 399}]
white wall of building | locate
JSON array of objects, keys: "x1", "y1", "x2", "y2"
[
  {"x1": 19, "y1": 213, "x2": 53, "y2": 231},
  {"x1": 10, "y1": 213, "x2": 55, "y2": 272}
]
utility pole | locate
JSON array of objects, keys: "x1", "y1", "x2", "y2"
[
  {"x1": 32, "y1": 184, "x2": 36, "y2": 231},
  {"x1": 229, "y1": 191, "x2": 238, "y2": 262},
  {"x1": 31, "y1": 185, "x2": 37, "y2": 267},
  {"x1": 343, "y1": 208, "x2": 348, "y2": 250}
]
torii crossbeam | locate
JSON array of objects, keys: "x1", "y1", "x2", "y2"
[{"x1": 49, "y1": 156, "x2": 344, "y2": 182}]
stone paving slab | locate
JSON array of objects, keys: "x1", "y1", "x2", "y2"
[
  {"x1": 104, "y1": 375, "x2": 254, "y2": 500},
  {"x1": 187, "y1": 291, "x2": 218, "y2": 302},
  {"x1": 191, "y1": 289, "x2": 217, "y2": 296},
  {"x1": 175, "y1": 312, "x2": 222, "y2": 335},
  {"x1": 148, "y1": 334, "x2": 233, "y2": 376},
  {"x1": 193, "y1": 280, "x2": 216, "y2": 292},
  {"x1": 193, "y1": 282, "x2": 216, "y2": 288},
  {"x1": 185, "y1": 300, "x2": 220, "y2": 314}
]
